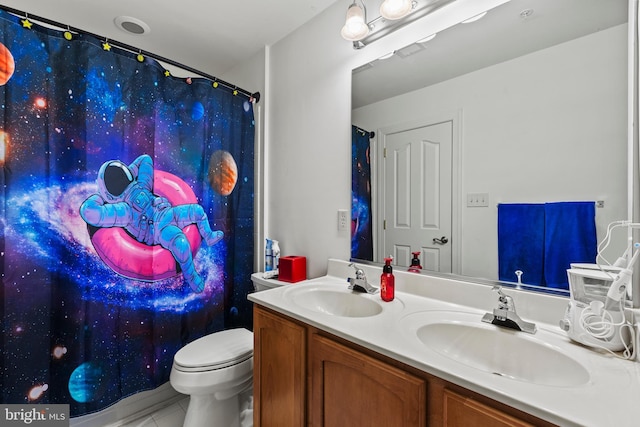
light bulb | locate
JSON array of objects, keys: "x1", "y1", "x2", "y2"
[
  {"x1": 341, "y1": 2, "x2": 370, "y2": 41},
  {"x1": 380, "y1": 0, "x2": 413, "y2": 20}
]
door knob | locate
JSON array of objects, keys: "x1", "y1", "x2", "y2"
[{"x1": 433, "y1": 236, "x2": 448, "y2": 245}]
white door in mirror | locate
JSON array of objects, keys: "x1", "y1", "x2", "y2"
[{"x1": 383, "y1": 121, "x2": 452, "y2": 271}]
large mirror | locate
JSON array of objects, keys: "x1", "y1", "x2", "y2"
[{"x1": 351, "y1": 0, "x2": 630, "y2": 292}]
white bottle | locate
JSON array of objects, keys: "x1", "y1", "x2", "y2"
[
  {"x1": 272, "y1": 240, "x2": 280, "y2": 273},
  {"x1": 265, "y1": 238, "x2": 273, "y2": 272}
]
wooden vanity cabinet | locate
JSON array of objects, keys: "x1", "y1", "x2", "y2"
[
  {"x1": 442, "y1": 388, "x2": 534, "y2": 427},
  {"x1": 309, "y1": 332, "x2": 426, "y2": 426},
  {"x1": 253, "y1": 306, "x2": 306, "y2": 427},
  {"x1": 253, "y1": 305, "x2": 556, "y2": 427}
]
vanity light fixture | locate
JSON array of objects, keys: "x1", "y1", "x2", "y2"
[
  {"x1": 341, "y1": 1, "x2": 370, "y2": 41},
  {"x1": 379, "y1": 0, "x2": 415, "y2": 20},
  {"x1": 342, "y1": 0, "x2": 456, "y2": 49}
]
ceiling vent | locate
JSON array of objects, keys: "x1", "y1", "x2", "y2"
[
  {"x1": 114, "y1": 16, "x2": 150, "y2": 35},
  {"x1": 396, "y1": 43, "x2": 424, "y2": 58}
]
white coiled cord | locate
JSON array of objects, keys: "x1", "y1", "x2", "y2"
[
  {"x1": 578, "y1": 299, "x2": 635, "y2": 360},
  {"x1": 579, "y1": 301, "x2": 618, "y2": 340}
]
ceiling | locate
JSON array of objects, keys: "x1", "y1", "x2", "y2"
[
  {"x1": 0, "y1": 0, "x2": 340, "y2": 78},
  {"x1": 1, "y1": 0, "x2": 628, "y2": 105},
  {"x1": 352, "y1": 0, "x2": 629, "y2": 108}
]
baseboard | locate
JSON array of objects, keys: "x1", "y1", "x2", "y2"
[{"x1": 70, "y1": 382, "x2": 185, "y2": 427}]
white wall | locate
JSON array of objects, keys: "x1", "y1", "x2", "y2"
[
  {"x1": 265, "y1": 0, "x2": 510, "y2": 278},
  {"x1": 352, "y1": 25, "x2": 628, "y2": 281},
  {"x1": 222, "y1": 49, "x2": 267, "y2": 272}
]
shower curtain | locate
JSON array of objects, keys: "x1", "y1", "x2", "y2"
[
  {"x1": 351, "y1": 125, "x2": 373, "y2": 260},
  {"x1": 0, "y1": 10, "x2": 254, "y2": 417}
]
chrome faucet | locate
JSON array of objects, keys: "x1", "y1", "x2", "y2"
[
  {"x1": 481, "y1": 286, "x2": 537, "y2": 334},
  {"x1": 347, "y1": 263, "x2": 378, "y2": 294}
]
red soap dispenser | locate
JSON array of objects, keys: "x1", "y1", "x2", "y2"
[
  {"x1": 408, "y1": 251, "x2": 422, "y2": 273},
  {"x1": 380, "y1": 257, "x2": 395, "y2": 302}
]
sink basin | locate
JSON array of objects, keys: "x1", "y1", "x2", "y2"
[
  {"x1": 285, "y1": 285, "x2": 383, "y2": 317},
  {"x1": 404, "y1": 311, "x2": 590, "y2": 387}
]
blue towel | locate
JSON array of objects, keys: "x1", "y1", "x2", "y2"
[
  {"x1": 498, "y1": 203, "x2": 545, "y2": 286},
  {"x1": 544, "y1": 202, "x2": 597, "y2": 289}
]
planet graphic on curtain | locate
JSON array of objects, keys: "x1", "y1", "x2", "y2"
[
  {"x1": 191, "y1": 101, "x2": 205, "y2": 120},
  {"x1": 208, "y1": 150, "x2": 238, "y2": 196},
  {"x1": 0, "y1": 42, "x2": 15, "y2": 86},
  {"x1": 68, "y1": 361, "x2": 107, "y2": 403}
]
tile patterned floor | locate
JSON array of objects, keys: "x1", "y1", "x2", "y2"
[
  {"x1": 119, "y1": 397, "x2": 188, "y2": 427},
  {"x1": 120, "y1": 390, "x2": 253, "y2": 427}
]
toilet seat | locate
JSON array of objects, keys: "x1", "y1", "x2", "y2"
[{"x1": 173, "y1": 328, "x2": 253, "y2": 373}]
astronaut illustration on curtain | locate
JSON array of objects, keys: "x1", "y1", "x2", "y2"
[{"x1": 80, "y1": 154, "x2": 224, "y2": 292}]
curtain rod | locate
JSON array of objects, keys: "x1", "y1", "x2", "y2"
[
  {"x1": 354, "y1": 126, "x2": 375, "y2": 139},
  {"x1": 0, "y1": 5, "x2": 261, "y2": 103}
]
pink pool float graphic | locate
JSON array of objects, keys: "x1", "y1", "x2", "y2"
[{"x1": 80, "y1": 154, "x2": 223, "y2": 292}]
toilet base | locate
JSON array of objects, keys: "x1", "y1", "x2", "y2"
[{"x1": 184, "y1": 393, "x2": 240, "y2": 427}]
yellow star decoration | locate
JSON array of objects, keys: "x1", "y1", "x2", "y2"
[
  {"x1": 102, "y1": 41, "x2": 111, "y2": 51},
  {"x1": 64, "y1": 31, "x2": 73, "y2": 41},
  {"x1": 136, "y1": 54, "x2": 144, "y2": 63},
  {"x1": 21, "y1": 18, "x2": 33, "y2": 29},
  {"x1": 164, "y1": 70, "x2": 171, "y2": 77},
  {"x1": 212, "y1": 82, "x2": 218, "y2": 88},
  {"x1": 233, "y1": 90, "x2": 238, "y2": 96}
]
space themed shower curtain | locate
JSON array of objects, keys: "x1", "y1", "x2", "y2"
[
  {"x1": 351, "y1": 125, "x2": 373, "y2": 261},
  {"x1": 0, "y1": 9, "x2": 255, "y2": 417}
]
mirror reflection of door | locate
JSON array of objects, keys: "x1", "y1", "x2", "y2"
[{"x1": 382, "y1": 120, "x2": 452, "y2": 271}]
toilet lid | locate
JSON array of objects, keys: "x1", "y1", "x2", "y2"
[{"x1": 174, "y1": 328, "x2": 253, "y2": 371}]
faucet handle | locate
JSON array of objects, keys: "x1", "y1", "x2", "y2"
[
  {"x1": 492, "y1": 285, "x2": 515, "y2": 311},
  {"x1": 348, "y1": 263, "x2": 366, "y2": 279}
]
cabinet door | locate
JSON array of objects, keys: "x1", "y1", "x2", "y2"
[
  {"x1": 443, "y1": 389, "x2": 534, "y2": 427},
  {"x1": 253, "y1": 306, "x2": 306, "y2": 427},
  {"x1": 310, "y1": 333, "x2": 426, "y2": 427}
]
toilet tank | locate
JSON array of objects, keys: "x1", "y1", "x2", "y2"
[{"x1": 251, "y1": 272, "x2": 289, "y2": 292}]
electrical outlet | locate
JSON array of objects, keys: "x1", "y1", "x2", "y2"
[
  {"x1": 467, "y1": 192, "x2": 489, "y2": 207},
  {"x1": 338, "y1": 209, "x2": 349, "y2": 231}
]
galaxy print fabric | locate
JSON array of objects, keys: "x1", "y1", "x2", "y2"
[
  {"x1": 0, "y1": 10, "x2": 255, "y2": 417},
  {"x1": 351, "y1": 126, "x2": 373, "y2": 261}
]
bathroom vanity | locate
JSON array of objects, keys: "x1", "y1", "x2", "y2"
[
  {"x1": 248, "y1": 259, "x2": 640, "y2": 427},
  {"x1": 253, "y1": 305, "x2": 554, "y2": 426}
]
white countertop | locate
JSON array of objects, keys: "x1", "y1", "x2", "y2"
[{"x1": 249, "y1": 259, "x2": 640, "y2": 427}]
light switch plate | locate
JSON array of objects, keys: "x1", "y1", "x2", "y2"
[
  {"x1": 338, "y1": 209, "x2": 349, "y2": 231},
  {"x1": 467, "y1": 193, "x2": 489, "y2": 207}
]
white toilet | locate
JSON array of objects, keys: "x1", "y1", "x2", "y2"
[
  {"x1": 170, "y1": 328, "x2": 254, "y2": 427},
  {"x1": 251, "y1": 272, "x2": 286, "y2": 292}
]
